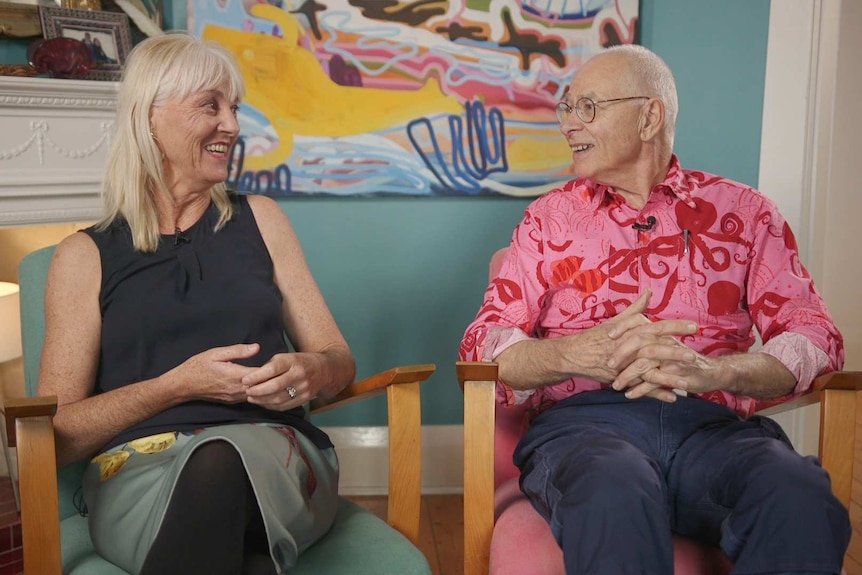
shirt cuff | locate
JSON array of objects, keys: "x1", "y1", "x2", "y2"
[
  {"x1": 484, "y1": 326, "x2": 532, "y2": 361},
  {"x1": 759, "y1": 332, "x2": 830, "y2": 394},
  {"x1": 485, "y1": 326, "x2": 536, "y2": 406}
]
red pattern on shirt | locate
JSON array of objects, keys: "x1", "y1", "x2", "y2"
[{"x1": 459, "y1": 156, "x2": 843, "y2": 418}]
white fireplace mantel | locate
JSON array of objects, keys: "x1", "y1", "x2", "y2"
[{"x1": 0, "y1": 76, "x2": 119, "y2": 227}]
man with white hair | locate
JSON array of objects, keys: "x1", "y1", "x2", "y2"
[{"x1": 460, "y1": 44, "x2": 850, "y2": 574}]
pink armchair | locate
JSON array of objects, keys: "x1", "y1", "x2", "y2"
[{"x1": 457, "y1": 248, "x2": 861, "y2": 575}]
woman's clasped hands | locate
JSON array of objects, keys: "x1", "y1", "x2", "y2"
[{"x1": 171, "y1": 343, "x2": 314, "y2": 411}]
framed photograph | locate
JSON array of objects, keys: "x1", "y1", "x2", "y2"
[{"x1": 39, "y1": 6, "x2": 131, "y2": 81}]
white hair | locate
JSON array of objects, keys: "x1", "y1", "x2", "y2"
[{"x1": 604, "y1": 44, "x2": 678, "y2": 147}]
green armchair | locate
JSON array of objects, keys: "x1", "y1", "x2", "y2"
[{"x1": 3, "y1": 245, "x2": 436, "y2": 575}]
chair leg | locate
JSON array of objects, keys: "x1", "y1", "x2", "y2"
[
  {"x1": 819, "y1": 388, "x2": 857, "y2": 508},
  {"x1": 464, "y1": 380, "x2": 495, "y2": 575},
  {"x1": 387, "y1": 382, "x2": 422, "y2": 545},
  {"x1": 16, "y1": 415, "x2": 62, "y2": 575}
]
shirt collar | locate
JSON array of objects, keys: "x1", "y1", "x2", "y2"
[{"x1": 586, "y1": 154, "x2": 697, "y2": 211}]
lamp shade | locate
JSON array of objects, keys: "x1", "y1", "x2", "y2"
[{"x1": 0, "y1": 282, "x2": 22, "y2": 363}]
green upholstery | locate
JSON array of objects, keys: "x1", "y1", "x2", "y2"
[{"x1": 18, "y1": 245, "x2": 431, "y2": 575}]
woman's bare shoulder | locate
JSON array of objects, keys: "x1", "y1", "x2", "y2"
[{"x1": 49, "y1": 230, "x2": 100, "y2": 283}]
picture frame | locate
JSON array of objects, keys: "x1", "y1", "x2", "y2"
[
  {"x1": 0, "y1": 1, "x2": 43, "y2": 38},
  {"x1": 61, "y1": 0, "x2": 102, "y2": 10},
  {"x1": 39, "y1": 6, "x2": 131, "y2": 81}
]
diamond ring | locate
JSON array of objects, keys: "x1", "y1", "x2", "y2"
[{"x1": 286, "y1": 385, "x2": 297, "y2": 399}]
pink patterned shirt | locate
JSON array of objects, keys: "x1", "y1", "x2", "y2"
[{"x1": 459, "y1": 156, "x2": 844, "y2": 418}]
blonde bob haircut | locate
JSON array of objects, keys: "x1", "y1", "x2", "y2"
[{"x1": 97, "y1": 33, "x2": 246, "y2": 253}]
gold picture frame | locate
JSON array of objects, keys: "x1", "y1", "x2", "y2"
[
  {"x1": 61, "y1": 0, "x2": 102, "y2": 10},
  {"x1": 0, "y1": 1, "x2": 42, "y2": 38}
]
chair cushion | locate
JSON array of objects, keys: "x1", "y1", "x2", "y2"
[
  {"x1": 491, "y1": 480, "x2": 564, "y2": 575},
  {"x1": 291, "y1": 498, "x2": 432, "y2": 575},
  {"x1": 60, "y1": 497, "x2": 430, "y2": 575},
  {"x1": 61, "y1": 514, "x2": 128, "y2": 575},
  {"x1": 491, "y1": 478, "x2": 732, "y2": 575}
]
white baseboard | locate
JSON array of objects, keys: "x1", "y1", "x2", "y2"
[
  {"x1": 324, "y1": 412, "x2": 817, "y2": 498},
  {"x1": 322, "y1": 425, "x2": 464, "y2": 496}
]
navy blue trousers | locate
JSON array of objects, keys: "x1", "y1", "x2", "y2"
[{"x1": 513, "y1": 389, "x2": 851, "y2": 575}]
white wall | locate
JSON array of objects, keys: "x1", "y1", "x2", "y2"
[{"x1": 758, "y1": 0, "x2": 861, "y2": 457}]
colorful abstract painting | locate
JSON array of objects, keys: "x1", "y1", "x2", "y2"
[{"x1": 188, "y1": 0, "x2": 639, "y2": 197}]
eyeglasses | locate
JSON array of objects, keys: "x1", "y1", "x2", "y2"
[{"x1": 555, "y1": 96, "x2": 650, "y2": 124}]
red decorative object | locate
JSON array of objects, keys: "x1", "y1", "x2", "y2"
[{"x1": 27, "y1": 37, "x2": 93, "y2": 78}]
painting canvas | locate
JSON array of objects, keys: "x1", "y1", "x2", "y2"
[{"x1": 189, "y1": 0, "x2": 639, "y2": 198}]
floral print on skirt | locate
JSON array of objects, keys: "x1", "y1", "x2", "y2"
[{"x1": 82, "y1": 423, "x2": 339, "y2": 574}]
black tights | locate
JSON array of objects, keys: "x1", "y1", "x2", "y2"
[{"x1": 139, "y1": 441, "x2": 277, "y2": 575}]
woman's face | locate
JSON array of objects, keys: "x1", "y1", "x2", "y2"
[{"x1": 149, "y1": 84, "x2": 240, "y2": 195}]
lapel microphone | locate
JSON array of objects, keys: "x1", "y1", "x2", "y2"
[
  {"x1": 175, "y1": 228, "x2": 190, "y2": 245},
  {"x1": 632, "y1": 216, "x2": 657, "y2": 231}
]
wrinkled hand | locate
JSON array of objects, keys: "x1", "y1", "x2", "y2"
[
  {"x1": 173, "y1": 344, "x2": 261, "y2": 404},
  {"x1": 600, "y1": 292, "x2": 699, "y2": 403},
  {"x1": 243, "y1": 352, "x2": 321, "y2": 411},
  {"x1": 611, "y1": 342, "x2": 718, "y2": 401}
]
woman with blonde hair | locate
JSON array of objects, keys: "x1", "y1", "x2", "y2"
[{"x1": 38, "y1": 33, "x2": 355, "y2": 574}]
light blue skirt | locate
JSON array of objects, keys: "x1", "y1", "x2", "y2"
[{"x1": 82, "y1": 423, "x2": 340, "y2": 574}]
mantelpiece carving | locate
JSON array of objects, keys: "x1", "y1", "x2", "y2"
[{"x1": 0, "y1": 76, "x2": 119, "y2": 226}]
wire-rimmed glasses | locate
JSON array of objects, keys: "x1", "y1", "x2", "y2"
[{"x1": 555, "y1": 96, "x2": 650, "y2": 124}]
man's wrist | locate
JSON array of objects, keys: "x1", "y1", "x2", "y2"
[{"x1": 708, "y1": 354, "x2": 738, "y2": 394}]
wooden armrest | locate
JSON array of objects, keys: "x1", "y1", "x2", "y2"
[
  {"x1": 456, "y1": 361, "x2": 499, "y2": 387},
  {"x1": 756, "y1": 371, "x2": 862, "y2": 416},
  {"x1": 457, "y1": 362, "x2": 498, "y2": 575},
  {"x1": 312, "y1": 363, "x2": 436, "y2": 546},
  {"x1": 309, "y1": 364, "x2": 436, "y2": 415},
  {"x1": 1, "y1": 396, "x2": 61, "y2": 575},
  {"x1": 2, "y1": 395, "x2": 57, "y2": 448}
]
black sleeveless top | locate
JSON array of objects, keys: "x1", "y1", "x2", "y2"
[{"x1": 83, "y1": 194, "x2": 332, "y2": 451}]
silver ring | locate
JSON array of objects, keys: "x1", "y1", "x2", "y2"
[{"x1": 286, "y1": 386, "x2": 297, "y2": 399}]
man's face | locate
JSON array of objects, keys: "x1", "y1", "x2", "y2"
[{"x1": 559, "y1": 53, "x2": 646, "y2": 187}]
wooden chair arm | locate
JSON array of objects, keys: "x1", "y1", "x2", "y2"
[
  {"x1": 309, "y1": 364, "x2": 436, "y2": 415},
  {"x1": 312, "y1": 363, "x2": 436, "y2": 546},
  {"x1": 1, "y1": 396, "x2": 62, "y2": 575},
  {"x1": 755, "y1": 371, "x2": 862, "y2": 416},
  {"x1": 3, "y1": 395, "x2": 57, "y2": 448}
]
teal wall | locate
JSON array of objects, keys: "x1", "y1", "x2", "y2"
[
  {"x1": 1, "y1": 0, "x2": 770, "y2": 426},
  {"x1": 0, "y1": 30, "x2": 28, "y2": 64},
  {"x1": 640, "y1": 1, "x2": 770, "y2": 186}
]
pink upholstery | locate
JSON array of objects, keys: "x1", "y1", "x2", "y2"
[
  {"x1": 489, "y1": 403, "x2": 732, "y2": 575},
  {"x1": 487, "y1": 248, "x2": 733, "y2": 575}
]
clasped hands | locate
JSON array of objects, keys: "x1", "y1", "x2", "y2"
[
  {"x1": 591, "y1": 290, "x2": 717, "y2": 403},
  {"x1": 177, "y1": 343, "x2": 314, "y2": 411}
]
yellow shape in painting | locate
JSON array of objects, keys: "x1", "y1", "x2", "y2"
[
  {"x1": 203, "y1": 4, "x2": 463, "y2": 171},
  {"x1": 91, "y1": 450, "x2": 130, "y2": 482},
  {"x1": 507, "y1": 137, "x2": 573, "y2": 171},
  {"x1": 127, "y1": 432, "x2": 176, "y2": 454}
]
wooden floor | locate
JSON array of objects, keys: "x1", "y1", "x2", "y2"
[{"x1": 346, "y1": 494, "x2": 463, "y2": 575}]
